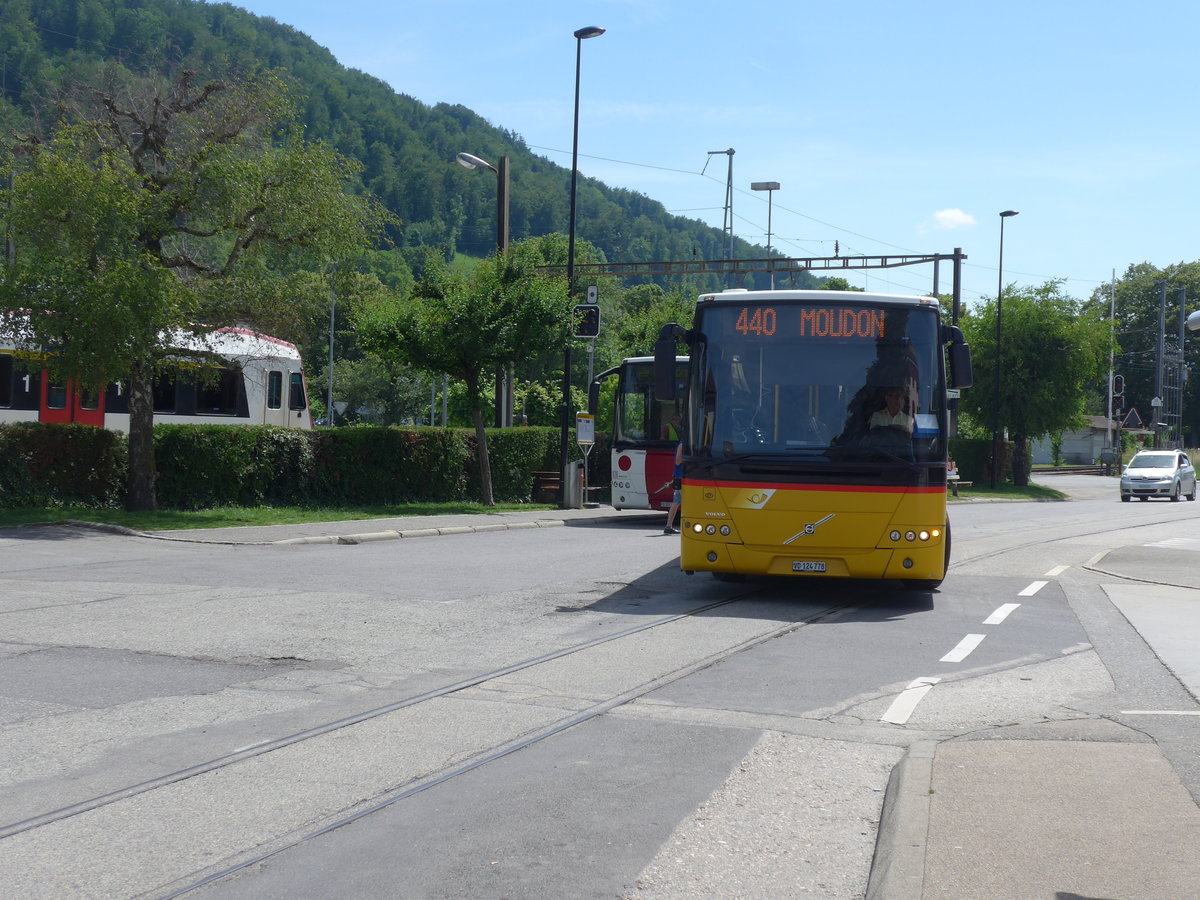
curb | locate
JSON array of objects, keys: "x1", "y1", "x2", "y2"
[
  {"x1": 13, "y1": 512, "x2": 660, "y2": 546},
  {"x1": 273, "y1": 519, "x2": 568, "y2": 546},
  {"x1": 866, "y1": 740, "x2": 936, "y2": 900}
]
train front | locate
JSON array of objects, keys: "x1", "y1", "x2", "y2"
[{"x1": 674, "y1": 290, "x2": 952, "y2": 587}]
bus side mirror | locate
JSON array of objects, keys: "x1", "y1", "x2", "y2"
[
  {"x1": 948, "y1": 340, "x2": 973, "y2": 389},
  {"x1": 654, "y1": 323, "x2": 688, "y2": 402},
  {"x1": 942, "y1": 324, "x2": 973, "y2": 389},
  {"x1": 654, "y1": 338, "x2": 676, "y2": 402},
  {"x1": 587, "y1": 381, "x2": 599, "y2": 416}
]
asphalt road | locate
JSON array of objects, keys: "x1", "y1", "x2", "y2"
[{"x1": 0, "y1": 474, "x2": 1197, "y2": 899}]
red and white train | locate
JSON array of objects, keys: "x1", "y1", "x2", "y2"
[{"x1": 0, "y1": 327, "x2": 311, "y2": 430}]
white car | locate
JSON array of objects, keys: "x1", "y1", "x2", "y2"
[{"x1": 1120, "y1": 450, "x2": 1197, "y2": 502}]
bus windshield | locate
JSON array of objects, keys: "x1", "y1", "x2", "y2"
[
  {"x1": 688, "y1": 300, "x2": 944, "y2": 464},
  {"x1": 616, "y1": 359, "x2": 687, "y2": 446}
]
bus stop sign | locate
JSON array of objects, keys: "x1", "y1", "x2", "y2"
[{"x1": 575, "y1": 413, "x2": 595, "y2": 446}]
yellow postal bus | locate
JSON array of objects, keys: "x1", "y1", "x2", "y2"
[{"x1": 654, "y1": 289, "x2": 972, "y2": 589}]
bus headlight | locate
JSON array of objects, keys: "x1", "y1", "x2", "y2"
[
  {"x1": 705, "y1": 524, "x2": 716, "y2": 535},
  {"x1": 720, "y1": 525, "x2": 731, "y2": 536}
]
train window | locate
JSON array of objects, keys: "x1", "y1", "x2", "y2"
[
  {"x1": 153, "y1": 371, "x2": 178, "y2": 413},
  {"x1": 0, "y1": 354, "x2": 11, "y2": 407},
  {"x1": 196, "y1": 367, "x2": 239, "y2": 415},
  {"x1": 79, "y1": 386, "x2": 100, "y2": 410},
  {"x1": 289, "y1": 372, "x2": 307, "y2": 411},
  {"x1": 47, "y1": 380, "x2": 68, "y2": 410},
  {"x1": 268, "y1": 371, "x2": 283, "y2": 409},
  {"x1": 3, "y1": 358, "x2": 40, "y2": 410}
]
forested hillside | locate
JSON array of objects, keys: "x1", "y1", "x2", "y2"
[{"x1": 0, "y1": 0, "x2": 788, "y2": 287}]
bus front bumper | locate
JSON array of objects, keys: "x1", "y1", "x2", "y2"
[{"x1": 680, "y1": 538, "x2": 945, "y2": 581}]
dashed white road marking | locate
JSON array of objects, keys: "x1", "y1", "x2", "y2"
[
  {"x1": 881, "y1": 677, "x2": 941, "y2": 725},
  {"x1": 984, "y1": 603, "x2": 1021, "y2": 625},
  {"x1": 1120, "y1": 710, "x2": 1200, "y2": 716},
  {"x1": 1044, "y1": 565, "x2": 1069, "y2": 577},
  {"x1": 1019, "y1": 580, "x2": 1048, "y2": 597},
  {"x1": 941, "y1": 633, "x2": 986, "y2": 663}
]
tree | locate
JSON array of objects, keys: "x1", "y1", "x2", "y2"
[
  {"x1": 356, "y1": 240, "x2": 572, "y2": 505},
  {"x1": 959, "y1": 280, "x2": 1111, "y2": 486},
  {"x1": 0, "y1": 69, "x2": 390, "y2": 509},
  {"x1": 608, "y1": 288, "x2": 696, "y2": 358},
  {"x1": 820, "y1": 277, "x2": 864, "y2": 292},
  {"x1": 1086, "y1": 262, "x2": 1200, "y2": 446}
]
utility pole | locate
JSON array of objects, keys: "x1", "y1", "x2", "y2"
[
  {"x1": 1155, "y1": 281, "x2": 1166, "y2": 448},
  {"x1": 1176, "y1": 287, "x2": 1188, "y2": 449},
  {"x1": 1106, "y1": 271, "x2": 1115, "y2": 454},
  {"x1": 705, "y1": 149, "x2": 735, "y2": 263}
]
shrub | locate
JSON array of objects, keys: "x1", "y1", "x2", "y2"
[{"x1": 0, "y1": 422, "x2": 126, "y2": 508}]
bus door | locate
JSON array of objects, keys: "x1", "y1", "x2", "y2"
[{"x1": 40, "y1": 375, "x2": 105, "y2": 426}]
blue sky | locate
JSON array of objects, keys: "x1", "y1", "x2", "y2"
[{"x1": 230, "y1": 0, "x2": 1198, "y2": 305}]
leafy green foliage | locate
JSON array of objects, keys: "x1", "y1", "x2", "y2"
[
  {"x1": 948, "y1": 437, "x2": 1007, "y2": 484},
  {"x1": 153, "y1": 424, "x2": 315, "y2": 509},
  {"x1": 1087, "y1": 262, "x2": 1200, "y2": 445},
  {"x1": 959, "y1": 280, "x2": 1110, "y2": 484},
  {"x1": 356, "y1": 240, "x2": 572, "y2": 504},
  {"x1": 309, "y1": 426, "x2": 470, "y2": 505},
  {"x1": 1, "y1": 0, "x2": 788, "y2": 302},
  {"x1": 0, "y1": 423, "x2": 127, "y2": 508},
  {"x1": 0, "y1": 68, "x2": 390, "y2": 509}
]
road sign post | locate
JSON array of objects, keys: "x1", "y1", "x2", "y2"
[{"x1": 576, "y1": 413, "x2": 596, "y2": 508}]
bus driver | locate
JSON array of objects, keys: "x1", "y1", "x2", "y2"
[{"x1": 868, "y1": 386, "x2": 914, "y2": 433}]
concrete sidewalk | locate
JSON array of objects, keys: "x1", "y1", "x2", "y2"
[
  {"x1": 872, "y1": 737, "x2": 1200, "y2": 899},
  {"x1": 871, "y1": 538, "x2": 1200, "y2": 900}
]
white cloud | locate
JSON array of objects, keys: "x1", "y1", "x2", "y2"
[{"x1": 933, "y1": 208, "x2": 977, "y2": 229}]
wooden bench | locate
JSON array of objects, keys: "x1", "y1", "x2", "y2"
[
  {"x1": 531, "y1": 471, "x2": 560, "y2": 504},
  {"x1": 948, "y1": 476, "x2": 973, "y2": 497}
]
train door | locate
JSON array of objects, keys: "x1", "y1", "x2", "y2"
[{"x1": 39, "y1": 375, "x2": 105, "y2": 426}]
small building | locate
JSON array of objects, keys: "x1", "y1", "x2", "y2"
[{"x1": 1031, "y1": 416, "x2": 1119, "y2": 465}]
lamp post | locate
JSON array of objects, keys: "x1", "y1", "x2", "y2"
[
  {"x1": 559, "y1": 24, "x2": 605, "y2": 509},
  {"x1": 991, "y1": 209, "x2": 1019, "y2": 488},
  {"x1": 456, "y1": 151, "x2": 512, "y2": 426},
  {"x1": 750, "y1": 181, "x2": 780, "y2": 288}
]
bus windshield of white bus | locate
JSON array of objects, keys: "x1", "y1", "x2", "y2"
[
  {"x1": 616, "y1": 359, "x2": 687, "y2": 446},
  {"x1": 688, "y1": 301, "x2": 944, "y2": 463}
]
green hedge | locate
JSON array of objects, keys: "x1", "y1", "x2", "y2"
[
  {"x1": 154, "y1": 425, "x2": 316, "y2": 509},
  {"x1": 949, "y1": 437, "x2": 1012, "y2": 484},
  {"x1": 309, "y1": 426, "x2": 470, "y2": 505},
  {"x1": 0, "y1": 422, "x2": 127, "y2": 508},
  {"x1": 0, "y1": 422, "x2": 614, "y2": 510}
]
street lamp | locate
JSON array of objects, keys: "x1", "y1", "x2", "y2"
[
  {"x1": 457, "y1": 151, "x2": 512, "y2": 426},
  {"x1": 559, "y1": 24, "x2": 605, "y2": 508},
  {"x1": 991, "y1": 209, "x2": 1019, "y2": 488},
  {"x1": 750, "y1": 181, "x2": 780, "y2": 288},
  {"x1": 455, "y1": 152, "x2": 510, "y2": 254}
]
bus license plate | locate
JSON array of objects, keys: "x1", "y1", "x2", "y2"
[{"x1": 792, "y1": 561, "x2": 826, "y2": 573}]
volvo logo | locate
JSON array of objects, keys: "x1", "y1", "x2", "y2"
[{"x1": 782, "y1": 514, "x2": 835, "y2": 545}]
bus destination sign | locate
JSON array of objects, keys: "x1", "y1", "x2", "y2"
[{"x1": 732, "y1": 306, "x2": 886, "y2": 340}]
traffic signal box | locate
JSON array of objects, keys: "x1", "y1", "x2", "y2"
[{"x1": 574, "y1": 304, "x2": 600, "y2": 337}]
